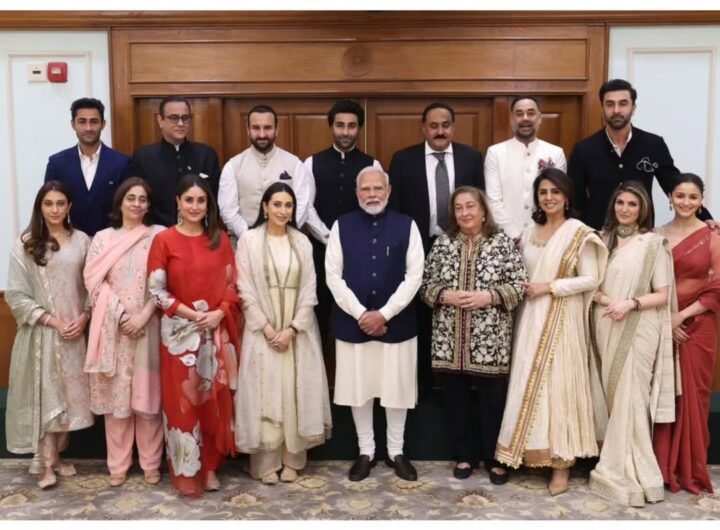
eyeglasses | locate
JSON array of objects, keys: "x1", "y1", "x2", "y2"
[{"x1": 164, "y1": 114, "x2": 192, "y2": 124}]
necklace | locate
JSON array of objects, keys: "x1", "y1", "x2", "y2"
[
  {"x1": 616, "y1": 225, "x2": 639, "y2": 238},
  {"x1": 264, "y1": 235, "x2": 293, "y2": 326}
]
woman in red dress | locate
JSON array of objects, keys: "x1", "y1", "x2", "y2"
[
  {"x1": 147, "y1": 174, "x2": 241, "y2": 497},
  {"x1": 653, "y1": 173, "x2": 719, "y2": 495}
]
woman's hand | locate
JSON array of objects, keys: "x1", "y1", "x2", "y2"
[
  {"x1": 263, "y1": 323, "x2": 277, "y2": 342},
  {"x1": 120, "y1": 313, "x2": 147, "y2": 339},
  {"x1": 602, "y1": 299, "x2": 635, "y2": 321},
  {"x1": 195, "y1": 309, "x2": 224, "y2": 331},
  {"x1": 522, "y1": 282, "x2": 551, "y2": 299},
  {"x1": 61, "y1": 313, "x2": 89, "y2": 340},
  {"x1": 442, "y1": 290, "x2": 467, "y2": 307},
  {"x1": 458, "y1": 291, "x2": 492, "y2": 311},
  {"x1": 270, "y1": 328, "x2": 295, "y2": 353},
  {"x1": 671, "y1": 311, "x2": 689, "y2": 344}
]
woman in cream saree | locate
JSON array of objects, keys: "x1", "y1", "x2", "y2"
[{"x1": 588, "y1": 182, "x2": 676, "y2": 507}]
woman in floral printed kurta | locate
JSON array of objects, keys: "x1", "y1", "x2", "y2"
[
  {"x1": 147, "y1": 174, "x2": 241, "y2": 497},
  {"x1": 419, "y1": 186, "x2": 526, "y2": 483}
]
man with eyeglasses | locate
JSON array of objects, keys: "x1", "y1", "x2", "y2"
[{"x1": 131, "y1": 96, "x2": 221, "y2": 226}]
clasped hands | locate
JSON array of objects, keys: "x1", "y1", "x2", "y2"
[
  {"x1": 49, "y1": 312, "x2": 89, "y2": 341},
  {"x1": 358, "y1": 310, "x2": 387, "y2": 336},
  {"x1": 442, "y1": 290, "x2": 492, "y2": 310},
  {"x1": 263, "y1": 323, "x2": 295, "y2": 352}
]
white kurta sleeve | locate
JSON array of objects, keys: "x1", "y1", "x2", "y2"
[
  {"x1": 325, "y1": 221, "x2": 367, "y2": 320},
  {"x1": 550, "y1": 241, "x2": 600, "y2": 297},
  {"x1": 484, "y1": 146, "x2": 520, "y2": 240},
  {"x1": 218, "y1": 160, "x2": 249, "y2": 237},
  {"x1": 554, "y1": 148, "x2": 568, "y2": 173},
  {"x1": 302, "y1": 156, "x2": 331, "y2": 244},
  {"x1": 378, "y1": 221, "x2": 425, "y2": 321},
  {"x1": 292, "y1": 159, "x2": 312, "y2": 228}
]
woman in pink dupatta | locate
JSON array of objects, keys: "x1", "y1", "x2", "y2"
[
  {"x1": 653, "y1": 173, "x2": 720, "y2": 495},
  {"x1": 84, "y1": 178, "x2": 165, "y2": 487}
]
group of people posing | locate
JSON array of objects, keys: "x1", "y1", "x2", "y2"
[{"x1": 4, "y1": 79, "x2": 718, "y2": 507}]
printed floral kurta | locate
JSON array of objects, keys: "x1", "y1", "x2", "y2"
[
  {"x1": 147, "y1": 227, "x2": 241, "y2": 497},
  {"x1": 419, "y1": 230, "x2": 527, "y2": 375}
]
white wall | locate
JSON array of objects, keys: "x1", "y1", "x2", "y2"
[
  {"x1": 609, "y1": 26, "x2": 720, "y2": 226},
  {"x1": 0, "y1": 31, "x2": 111, "y2": 289}
]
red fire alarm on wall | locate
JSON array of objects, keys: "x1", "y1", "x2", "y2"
[{"x1": 47, "y1": 62, "x2": 67, "y2": 83}]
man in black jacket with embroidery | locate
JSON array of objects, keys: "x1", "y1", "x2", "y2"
[{"x1": 568, "y1": 78, "x2": 711, "y2": 229}]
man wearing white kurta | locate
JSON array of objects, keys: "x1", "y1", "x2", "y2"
[
  {"x1": 326, "y1": 167, "x2": 424, "y2": 482},
  {"x1": 218, "y1": 104, "x2": 312, "y2": 237},
  {"x1": 485, "y1": 96, "x2": 567, "y2": 240}
]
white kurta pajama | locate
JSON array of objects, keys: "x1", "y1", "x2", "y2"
[
  {"x1": 326, "y1": 220, "x2": 425, "y2": 410},
  {"x1": 485, "y1": 138, "x2": 566, "y2": 240}
]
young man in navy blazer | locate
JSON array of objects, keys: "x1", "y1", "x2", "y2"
[{"x1": 44, "y1": 97, "x2": 131, "y2": 236}]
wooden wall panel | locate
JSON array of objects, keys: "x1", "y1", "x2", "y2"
[{"x1": 128, "y1": 40, "x2": 589, "y2": 84}]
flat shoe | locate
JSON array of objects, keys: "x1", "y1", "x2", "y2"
[
  {"x1": 261, "y1": 471, "x2": 279, "y2": 485},
  {"x1": 144, "y1": 469, "x2": 161, "y2": 485},
  {"x1": 37, "y1": 475, "x2": 57, "y2": 490},
  {"x1": 205, "y1": 478, "x2": 221, "y2": 491},
  {"x1": 348, "y1": 455, "x2": 377, "y2": 482},
  {"x1": 385, "y1": 455, "x2": 418, "y2": 481},
  {"x1": 484, "y1": 460, "x2": 509, "y2": 485},
  {"x1": 548, "y1": 482, "x2": 569, "y2": 496},
  {"x1": 54, "y1": 462, "x2": 77, "y2": 477},
  {"x1": 280, "y1": 466, "x2": 298, "y2": 483},
  {"x1": 109, "y1": 473, "x2": 126, "y2": 487}
]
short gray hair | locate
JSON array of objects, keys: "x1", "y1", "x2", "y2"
[{"x1": 356, "y1": 166, "x2": 389, "y2": 188}]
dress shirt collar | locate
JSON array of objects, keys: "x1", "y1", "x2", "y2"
[
  {"x1": 332, "y1": 143, "x2": 356, "y2": 160},
  {"x1": 77, "y1": 142, "x2": 102, "y2": 161},
  {"x1": 605, "y1": 126, "x2": 633, "y2": 155},
  {"x1": 424, "y1": 141, "x2": 453, "y2": 157},
  {"x1": 251, "y1": 144, "x2": 277, "y2": 162}
]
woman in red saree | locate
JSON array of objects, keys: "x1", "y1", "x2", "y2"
[
  {"x1": 653, "y1": 173, "x2": 719, "y2": 495},
  {"x1": 147, "y1": 174, "x2": 241, "y2": 497}
]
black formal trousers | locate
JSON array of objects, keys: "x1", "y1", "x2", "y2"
[{"x1": 437, "y1": 371, "x2": 508, "y2": 465}]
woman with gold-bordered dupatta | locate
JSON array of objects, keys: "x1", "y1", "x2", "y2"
[{"x1": 495, "y1": 168, "x2": 608, "y2": 496}]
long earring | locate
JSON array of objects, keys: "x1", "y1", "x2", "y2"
[
  {"x1": 565, "y1": 202, "x2": 569, "y2": 212},
  {"x1": 669, "y1": 202, "x2": 673, "y2": 211},
  {"x1": 177, "y1": 212, "x2": 183, "y2": 226},
  {"x1": 264, "y1": 211, "x2": 268, "y2": 220},
  {"x1": 67, "y1": 212, "x2": 72, "y2": 229},
  {"x1": 204, "y1": 214, "x2": 208, "y2": 228}
]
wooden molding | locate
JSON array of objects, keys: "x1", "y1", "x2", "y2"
[{"x1": 1, "y1": 11, "x2": 720, "y2": 29}]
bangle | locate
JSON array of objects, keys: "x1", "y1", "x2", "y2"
[
  {"x1": 632, "y1": 297, "x2": 641, "y2": 311},
  {"x1": 438, "y1": 288, "x2": 447, "y2": 305},
  {"x1": 41, "y1": 314, "x2": 50, "y2": 326},
  {"x1": 490, "y1": 290, "x2": 498, "y2": 306},
  {"x1": 289, "y1": 324, "x2": 299, "y2": 335}
]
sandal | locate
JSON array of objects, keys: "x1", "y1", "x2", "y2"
[
  {"x1": 144, "y1": 469, "x2": 161, "y2": 485},
  {"x1": 54, "y1": 461, "x2": 77, "y2": 477},
  {"x1": 109, "y1": 473, "x2": 126, "y2": 487},
  {"x1": 205, "y1": 471, "x2": 221, "y2": 491},
  {"x1": 261, "y1": 471, "x2": 279, "y2": 485},
  {"x1": 280, "y1": 466, "x2": 298, "y2": 483},
  {"x1": 37, "y1": 474, "x2": 57, "y2": 490}
]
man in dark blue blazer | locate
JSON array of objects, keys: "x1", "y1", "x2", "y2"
[
  {"x1": 389, "y1": 102, "x2": 485, "y2": 401},
  {"x1": 44, "y1": 97, "x2": 131, "y2": 236}
]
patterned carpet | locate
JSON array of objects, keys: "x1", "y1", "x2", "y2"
[{"x1": 0, "y1": 458, "x2": 719, "y2": 520}]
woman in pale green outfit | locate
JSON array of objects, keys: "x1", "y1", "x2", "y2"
[
  {"x1": 5, "y1": 181, "x2": 93, "y2": 489},
  {"x1": 234, "y1": 182, "x2": 332, "y2": 485},
  {"x1": 589, "y1": 181, "x2": 676, "y2": 506}
]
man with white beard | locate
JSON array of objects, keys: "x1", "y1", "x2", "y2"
[{"x1": 325, "y1": 167, "x2": 424, "y2": 482}]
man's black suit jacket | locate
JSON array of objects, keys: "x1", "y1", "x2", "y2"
[{"x1": 389, "y1": 142, "x2": 485, "y2": 253}]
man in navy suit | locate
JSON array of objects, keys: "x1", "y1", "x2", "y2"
[
  {"x1": 44, "y1": 97, "x2": 131, "y2": 236},
  {"x1": 389, "y1": 102, "x2": 485, "y2": 399}
]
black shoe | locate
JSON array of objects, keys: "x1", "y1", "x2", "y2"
[
  {"x1": 453, "y1": 463, "x2": 475, "y2": 480},
  {"x1": 484, "y1": 460, "x2": 509, "y2": 485},
  {"x1": 385, "y1": 455, "x2": 418, "y2": 481},
  {"x1": 348, "y1": 455, "x2": 377, "y2": 482}
]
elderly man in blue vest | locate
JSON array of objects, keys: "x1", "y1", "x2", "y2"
[{"x1": 325, "y1": 166, "x2": 424, "y2": 482}]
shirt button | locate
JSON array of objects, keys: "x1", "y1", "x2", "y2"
[
  {"x1": 372, "y1": 238, "x2": 377, "y2": 244},
  {"x1": 339, "y1": 173, "x2": 344, "y2": 178},
  {"x1": 619, "y1": 164, "x2": 623, "y2": 169},
  {"x1": 176, "y1": 155, "x2": 181, "y2": 160},
  {"x1": 371, "y1": 290, "x2": 377, "y2": 295},
  {"x1": 372, "y1": 272, "x2": 377, "y2": 277},
  {"x1": 372, "y1": 255, "x2": 376, "y2": 260},
  {"x1": 524, "y1": 205, "x2": 529, "y2": 210},
  {"x1": 339, "y1": 186, "x2": 344, "y2": 191},
  {"x1": 372, "y1": 221, "x2": 377, "y2": 226}
]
